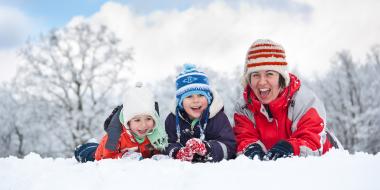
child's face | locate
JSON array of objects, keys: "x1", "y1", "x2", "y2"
[
  {"x1": 128, "y1": 115, "x2": 155, "y2": 138},
  {"x1": 182, "y1": 94, "x2": 208, "y2": 120}
]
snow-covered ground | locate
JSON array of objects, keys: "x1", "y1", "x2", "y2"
[{"x1": 1, "y1": 149, "x2": 378, "y2": 190}]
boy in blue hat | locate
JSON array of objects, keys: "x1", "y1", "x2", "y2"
[{"x1": 163, "y1": 64, "x2": 236, "y2": 162}]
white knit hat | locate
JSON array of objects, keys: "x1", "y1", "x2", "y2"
[
  {"x1": 243, "y1": 39, "x2": 290, "y2": 87},
  {"x1": 122, "y1": 82, "x2": 157, "y2": 126}
]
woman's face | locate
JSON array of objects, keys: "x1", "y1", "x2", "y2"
[
  {"x1": 250, "y1": 70, "x2": 282, "y2": 104},
  {"x1": 182, "y1": 94, "x2": 208, "y2": 120},
  {"x1": 128, "y1": 115, "x2": 155, "y2": 138}
]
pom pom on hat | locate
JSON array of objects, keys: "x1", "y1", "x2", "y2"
[
  {"x1": 176, "y1": 64, "x2": 212, "y2": 109},
  {"x1": 243, "y1": 39, "x2": 290, "y2": 87}
]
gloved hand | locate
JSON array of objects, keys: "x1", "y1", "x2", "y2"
[
  {"x1": 185, "y1": 138, "x2": 209, "y2": 156},
  {"x1": 104, "y1": 105, "x2": 123, "y2": 151},
  {"x1": 266, "y1": 140, "x2": 293, "y2": 161},
  {"x1": 175, "y1": 147, "x2": 194, "y2": 161},
  {"x1": 103, "y1": 105, "x2": 123, "y2": 131},
  {"x1": 243, "y1": 143, "x2": 266, "y2": 160},
  {"x1": 74, "y1": 142, "x2": 98, "y2": 163},
  {"x1": 121, "y1": 151, "x2": 143, "y2": 161}
]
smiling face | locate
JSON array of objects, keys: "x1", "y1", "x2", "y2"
[
  {"x1": 128, "y1": 115, "x2": 155, "y2": 138},
  {"x1": 182, "y1": 94, "x2": 208, "y2": 120},
  {"x1": 250, "y1": 70, "x2": 282, "y2": 104}
]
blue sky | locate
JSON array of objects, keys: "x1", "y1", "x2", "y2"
[
  {"x1": 1, "y1": 0, "x2": 113, "y2": 28},
  {"x1": 0, "y1": 0, "x2": 313, "y2": 48},
  {"x1": 0, "y1": 0, "x2": 310, "y2": 33},
  {"x1": 1, "y1": 0, "x2": 214, "y2": 29},
  {"x1": 0, "y1": 0, "x2": 219, "y2": 48}
]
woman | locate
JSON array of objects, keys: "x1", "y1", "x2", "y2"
[{"x1": 234, "y1": 39, "x2": 341, "y2": 161}]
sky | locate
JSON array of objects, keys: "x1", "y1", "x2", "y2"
[
  {"x1": 0, "y1": 0, "x2": 380, "y2": 83},
  {"x1": 1, "y1": 149, "x2": 379, "y2": 190}
]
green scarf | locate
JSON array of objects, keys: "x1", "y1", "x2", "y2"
[{"x1": 119, "y1": 109, "x2": 168, "y2": 151}]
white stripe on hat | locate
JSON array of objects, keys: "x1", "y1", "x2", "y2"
[
  {"x1": 246, "y1": 57, "x2": 287, "y2": 64},
  {"x1": 176, "y1": 72, "x2": 208, "y2": 80},
  {"x1": 176, "y1": 83, "x2": 210, "y2": 95}
]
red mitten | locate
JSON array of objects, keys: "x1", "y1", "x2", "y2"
[
  {"x1": 175, "y1": 147, "x2": 194, "y2": 161},
  {"x1": 186, "y1": 138, "x2": 207, "y2": 156}
]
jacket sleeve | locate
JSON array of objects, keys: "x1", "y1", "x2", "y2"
[
  {"x1": 204, "y1": 111, "x2": 236, "y2": 162},
  {"x1": 287, "y1": 86, "x2": 328, "y2": 156},
  {"x1": 162, "y1": 113, "x2": 183, "y2": 158},
  {"x1": 233, "y1": 103, "x2": 263, "y2": 154},
  {"x1": 94, "y1": 135, "x2": 121, "y2": 160},
  {"x1": 103, "y1": 105, "x2": 123, "y2": 151}
]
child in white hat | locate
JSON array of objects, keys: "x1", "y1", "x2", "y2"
[{"x1": 74, "y1": 83, "x2": 168, "y2": 162}]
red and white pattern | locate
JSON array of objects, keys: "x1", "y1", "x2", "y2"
[
  {"x1": 186, "y1": 138, "x2": 207, "y2": 156},
  {"x1": 175, "y1": 138, "x2": 208, "y2": 162},
  {"x1": 243, "y1": 39, "x2": 290, "y2": 87},
  {"x1": 176, "y1": 147, "x2": 193, "y2": 161}
]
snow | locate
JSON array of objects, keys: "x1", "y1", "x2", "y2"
[{"x1": 1, "y1": 149, "x2": 378, "y2": 190}]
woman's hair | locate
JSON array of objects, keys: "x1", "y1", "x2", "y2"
[{"x1": 279, "y1": 75, "x2": 286, "y2": 89}]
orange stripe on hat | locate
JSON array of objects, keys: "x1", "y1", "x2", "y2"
[
  {"x1": 248, "y1": 54, "x2": 285, "y2": 60},
  {"x1": 252, "y1": 43, "x2": 280, "y2": 47},
  {"x1": 247, "y1": 62, "x2": 287, "y2": 68}
]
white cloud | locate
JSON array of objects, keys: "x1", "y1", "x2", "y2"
[
  {"x1": 84, "y1": 0, "x2": 380, "y2": 83},
  {"x1": 0, "y1": 6, "x2": 33, "y2": 48},
  {"x1": 2, "y1": 0, "x2": 379, "y2": 83},
  {"x1": 0, "y1": 6, "x2": 33, "y2": 82},
  {"x1": 0, "y1": 5, "x2": 44, "y2": 82}
]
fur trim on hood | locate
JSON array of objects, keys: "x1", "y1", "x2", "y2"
[{"x1": 170, "y1": 88, "x2": 224, "y2": 119}]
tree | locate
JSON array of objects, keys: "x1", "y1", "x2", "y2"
[
  {"x1": 312, "y1": 49, "x2": 380, "y2": 154},
  {"x1": 15, "y1": 22, "x2": 133, "y2": 156},
  {"x1": 361, "y1": 45, "x2": 380, "y2": 153},
  {"x1": 0, "y1": 83, "x2": 57, "y2": 157}
]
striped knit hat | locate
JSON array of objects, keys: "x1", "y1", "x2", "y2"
[
  {"x1": 176, "y1": 64, "x2": 212, "y2": 109},
  {"x1": 243, "y1": 39, "x2": 290, "y2": 87}
]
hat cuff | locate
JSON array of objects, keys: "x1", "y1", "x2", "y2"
[
  {"x1": 122, "y1": 109, "x2": 158, "y2": 127},
  {"x1": 177, "y1": 90, "x2": 212, "y2": 109},
  {"x1": 245, "y1": 65, "x2": 290, "y2": 87}
]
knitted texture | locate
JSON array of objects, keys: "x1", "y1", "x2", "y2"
[{"x1": 243, "y1": 39, "x2": 290, "y2": 87}]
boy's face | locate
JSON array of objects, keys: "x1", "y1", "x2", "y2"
[
  {"x1": 128, "y1": 115, "x2": 155, "y2": 138},
  {"x1": 250, "y1": 70, "x2": 281, "y2": 104},
  {"x1": 182, "y1": 94, "x2": 208, "y2": 120}
]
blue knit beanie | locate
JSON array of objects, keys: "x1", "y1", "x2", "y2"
[{"x1": 176, "y1": 64, "x2": 212, "y2": 109}]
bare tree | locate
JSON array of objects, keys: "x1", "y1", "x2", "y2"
[
  {"x1": 313, "y1": 49, "x2": 380, "y2": 154},
  {"x1": 15, "y1": 22, "x2": 133, "y2": 155},
  {"x1": 0, "y1": 83, "x2": 57, "y2": 157}
]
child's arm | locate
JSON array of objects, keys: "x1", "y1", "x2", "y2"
[
  {"x1": 202, "y1": 111, "x2": 236, "y2": 162},
  {"x1": 103, "y1": 105, "x2": 123, "y2": 151},
  {"x1": 162, "y1": 113, "x2": 183, "y2": 158}
]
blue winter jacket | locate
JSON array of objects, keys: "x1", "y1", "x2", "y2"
[{"x1": 163, "y1": 90, "x2": 236, "y2": 162}]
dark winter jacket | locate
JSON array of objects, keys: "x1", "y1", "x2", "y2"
[{"x1": 163, "y1": 89, "x2": 236, "y2": 162}]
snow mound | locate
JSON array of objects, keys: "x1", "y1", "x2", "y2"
[{"x1": 1, "y1": 149, "x2": 379, "y2": 190}]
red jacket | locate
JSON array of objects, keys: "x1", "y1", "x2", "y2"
[
  {"x1": 95, "y1": 125, "x2": 159, "y2": 160},
  {"x1": 234, "y1": 74, "x2": 333, "y2": 156}
]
